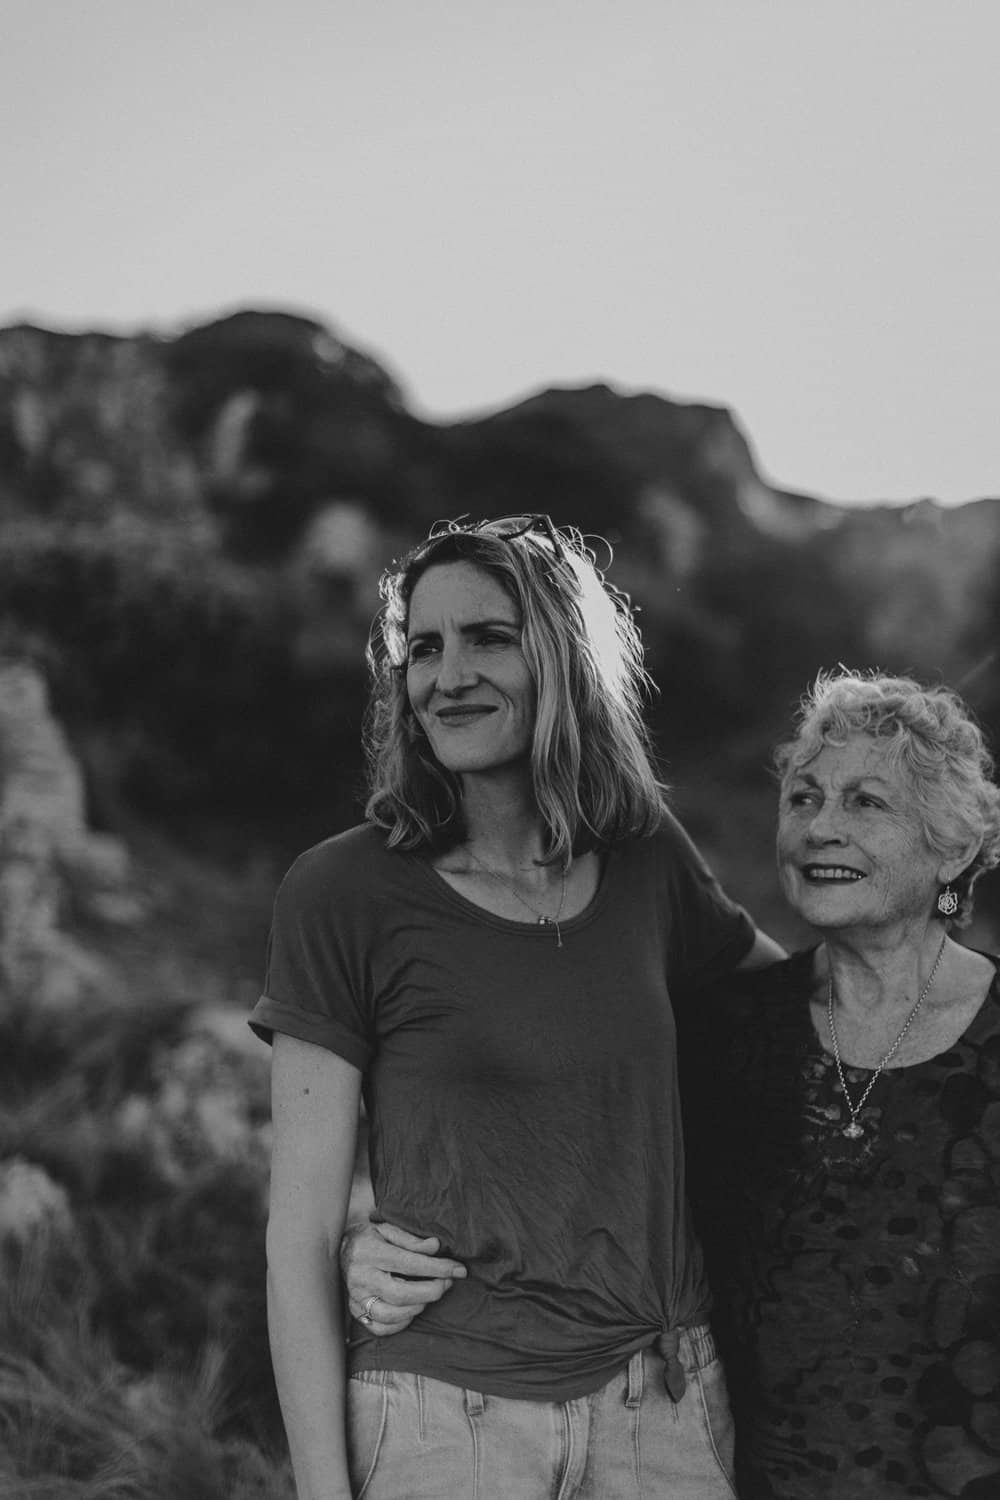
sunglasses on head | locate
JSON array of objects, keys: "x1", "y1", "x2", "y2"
[{"x1": 445, "y1": 513, "x2": 566, "y2": 564}]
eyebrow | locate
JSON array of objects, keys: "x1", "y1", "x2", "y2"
[
  {"x1": 406, "y1": 616, "x2": 521, "y2": 645},
  {"x1": 789, "y1": 771, "x2": 893, "y2": 790}
]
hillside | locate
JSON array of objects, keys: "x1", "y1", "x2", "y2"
[
  {"x1": 1, "y1": 310, "x2": 999, "y2": 1494},
  {"x1": 2, "y1": 308, "x2": 997, "y2": 831}
]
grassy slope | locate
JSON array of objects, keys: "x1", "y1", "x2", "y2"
[
  {"x1": 1, "y1": 824, "x2": 297, "y2": 1500},
  {"x1": 5, "y1": 784, "x2": 996, "y2": 1498}
]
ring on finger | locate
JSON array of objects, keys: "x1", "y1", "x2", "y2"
[{"x1": 360, "y1": 1294, "x2": 378, "y2": 1325}]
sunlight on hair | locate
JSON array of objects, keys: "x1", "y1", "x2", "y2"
[
  {"x1": 365, "y1": 515, "x2": 666, "y2": 858},
  {"x1": 565, "y1": 545, "x2": 634, "y2": 704}
]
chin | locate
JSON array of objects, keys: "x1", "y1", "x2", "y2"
[
  {"x1": 785, "y1": 884, "x2": 867, "y2": 926},
  {"x1": 433, "y1": 751, "x2": 526, "y2": 778}
]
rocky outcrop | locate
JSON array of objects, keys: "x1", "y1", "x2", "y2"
[
  {"x1": 2, "y1": 307, "x2": 995, "y2": 566},
  {"x1": 1, "y1": 309, "x2": 998, "y2": 831},
  {"x1": 0, "y1": 311, "x2": 836, "y2": 556},
  {"x1": 0, "y1": 661, "x2": 131, "y2": 1012},
  {"x1": 114, "y1": 1005, "x2": 272, "y2": 1186},
  {"x1": 0, "y1": 1157, "x2": 74, "y2": 1244},
  {"x1": 0, "y1": 311, "x2": 410, "y2": 550}
]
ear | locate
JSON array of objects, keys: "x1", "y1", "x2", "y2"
[{"x1": 936, "y1": 836, "x2": 982, "y2": 886}]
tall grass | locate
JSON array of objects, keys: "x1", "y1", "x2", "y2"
[{"x1": 0, "y1": 982, "x2": 295, "y2": 1500}]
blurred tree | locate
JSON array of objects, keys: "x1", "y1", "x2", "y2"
[{"x1": 0, "y1": 521, "x2": 367, "y2": 827}]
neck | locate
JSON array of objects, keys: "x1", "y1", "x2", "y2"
[
  {"x1": 822, "y1": 922, "x2": 949, "y2": 1015},
  {"x1": 459, "y1": 772, "x2": 547, "y2": 869}
]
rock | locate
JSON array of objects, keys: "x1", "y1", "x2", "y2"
[
  {"x1": 114, "y1": 1016, "x2": 271, "y2": 1185},
  {"x1": 0, "y1": 1156, "x2": 73, "y2": 1244},
  {"x1": 0, "y1": 661, "x2": 119, "y2": 1011}
]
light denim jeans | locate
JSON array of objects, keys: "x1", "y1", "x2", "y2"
[{"x1": 347, "y1": 1322, "x2": 739, "y2": 1499}]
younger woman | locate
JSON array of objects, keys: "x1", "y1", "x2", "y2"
[{"x1": 251, "y1": 516, "x2": 781, "y2": 1499}]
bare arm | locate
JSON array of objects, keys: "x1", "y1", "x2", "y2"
[
  {"x1": 737, "y1": 927, "x2": 787, "y2": 969},
  {"x1": 341, "y1": 1220, "x2": 466, "y2": 1337},
  {"x1": 267, "y1": 1033, "x2": 361, "y2": 1500}
]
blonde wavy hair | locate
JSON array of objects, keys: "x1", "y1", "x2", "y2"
[
  {"x1": 364, "y1": 516, "x2": 667, "y2": 863},
  {"x1": 775, "y1": 669, "x2": 1000, "y2": 926}
]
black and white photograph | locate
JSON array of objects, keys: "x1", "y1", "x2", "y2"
[{"x1": 2, "y1": 3, "x2": 999, "y2": 1497}]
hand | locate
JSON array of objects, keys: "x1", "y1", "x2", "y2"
[{"x1": 341, "y1": 1219, "x2": 467, "y2": 1337}]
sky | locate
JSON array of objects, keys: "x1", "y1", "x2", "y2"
[{"x1": 2, "y1": 0, "x2": 997, "y2": 506}]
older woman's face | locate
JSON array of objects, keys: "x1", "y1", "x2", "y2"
[{"x1": 777, "y1": 734, "x2": 948, "y2": 932}]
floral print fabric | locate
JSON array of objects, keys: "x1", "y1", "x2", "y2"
[{"x1": 682, "y1": 951, "x2": 1000, "y2": 1499}]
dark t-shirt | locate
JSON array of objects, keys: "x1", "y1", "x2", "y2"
[
  {"x1": 681, "y1": 951, "x2": 1000, "y2": 1499},
  {"x1": 250, "y1": 815, "x2": 754, "y2": 1400}
]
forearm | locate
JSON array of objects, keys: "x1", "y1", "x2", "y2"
[
  {"x1": 737, "y1": 927, "x2": 787, "y2": 969},
  {"x1": 268, "y1": 1235, "x2": 352, "y2": 1500}
]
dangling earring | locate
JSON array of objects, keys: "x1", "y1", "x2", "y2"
[{"x1": 937, "y1": 885, "x2": 959, "y2": 918}]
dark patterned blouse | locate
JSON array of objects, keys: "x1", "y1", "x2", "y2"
[{"x1": 681, "y1": 950, "x2": 1000, "y2": 1500}]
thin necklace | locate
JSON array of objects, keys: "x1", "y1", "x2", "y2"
[
  {"x1": 463, "y1": 847, "x2": 567, "y2": 948},
  {"x1": 827, "y1": 933, "x2": 947, "y2": 1140}
]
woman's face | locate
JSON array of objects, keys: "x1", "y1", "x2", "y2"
[
  {"x1": 777, "y1": 733, "x2": 950, "y2": 932},
  {"x1": 405, "y1": 561, "x2": 536, "y2": 780}
]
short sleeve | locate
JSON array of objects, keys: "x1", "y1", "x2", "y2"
[
  {"x1": 656, "y1": 811, "x2": 755, "y2": 988},
  {"x1": 248, "y1": 842, "x2": 374, "y2": 1071}
]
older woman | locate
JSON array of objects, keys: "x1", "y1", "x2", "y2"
[
  {"x1": 347, "y1": 671, "x2": 1000, "y2": 1499},
  {"x1": 251, "y1": 516, "x2": 781, "y2": 1500},
  {"x1": 684, "y1": 671, "x2": 1000, "y2": 1498}
]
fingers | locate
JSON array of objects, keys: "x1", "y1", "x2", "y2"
[
  {"x1": 347, "y1": 1271, "x2": 451, "y2": 1327},
  {"x1": 378, "y1": 1247, "x2": 467, "y2": 1280},
  {"x1": 372, "y1": 1223, "x2": 467, "y2": 1280},
  {"x1": 373, "y1": 1223, "x2": 443, "y2": 1252},
  {"x1": 354, "y1": 1303, "x2": 414, "y2": 1337},
  {"x1": 367, "y1": 1273, "x2": 452, "y2": 1310},
  {"x1": 348, "y1": 1279, "x2": 451, "y2": 1337},
  {"x1": 341, "y1": 1219, "x2": 468, "y2": 1340},
  {"x1": 341, "y1": 1221, "x2": 466, "y2": 1283}
]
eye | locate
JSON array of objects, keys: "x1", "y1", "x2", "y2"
[
  {"x1": 856, "y1": 794, "x2": 884, "y2": 810},
  {"x1": 786, "y1": 789, "x2": 816, "y2": 808},
  {"x1": 476, "y1": 630, "x2": 517, "y2": 647},
  {"x1": 405, "y1": 640, "x2": 438, "y2": 663}
]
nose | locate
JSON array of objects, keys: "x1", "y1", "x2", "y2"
[
  {"x1": 805, "y1": 800, "x2": 847, "y2": 845},
  {"x1": 434, "y1": 640, "x2": 477, "y2": 695}
]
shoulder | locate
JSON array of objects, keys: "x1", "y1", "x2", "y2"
[
  {"x1": 971, "y1": 949, "x2": 1000, "y2": 988},
  {"x1": 614, "y1": 810, "x2": 732, "y2": 903},
  {"x1": 614, "y1": 808, "x2": 704, "y2": 868},
  {"x1": 736, "y1": 945, "x2": 816, "y2": 996},
  {"x1": 975, "y1": 951, "x2": 1000, "y2": 1025},
  {"x1": 989, "y1": 955, "x2": 1000, "y2": 998},
  {"x1": 681, "y1": 949, "x2": 817, "y2": 1078},
  {"x1": 702, "y1": 947, "x2": 817, "y2": 1013},
  {"x1": 274, "y1": 823, "x2": 403, "y2": 909}
]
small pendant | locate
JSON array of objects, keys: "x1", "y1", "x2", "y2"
[
  {"x1": 843, "y1": 1120, "x2": 864, "y2": 1140},
  {"x1": 537, "y1": 915, "x2": 550, "y2": 926}
]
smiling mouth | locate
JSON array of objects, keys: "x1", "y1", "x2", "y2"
[
  {"x1": 435, "y1": 706, "x2": 498, "y2": 722},
  {"x1": 802, "y1": 864, "x2": 866, "y2": 883}
]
